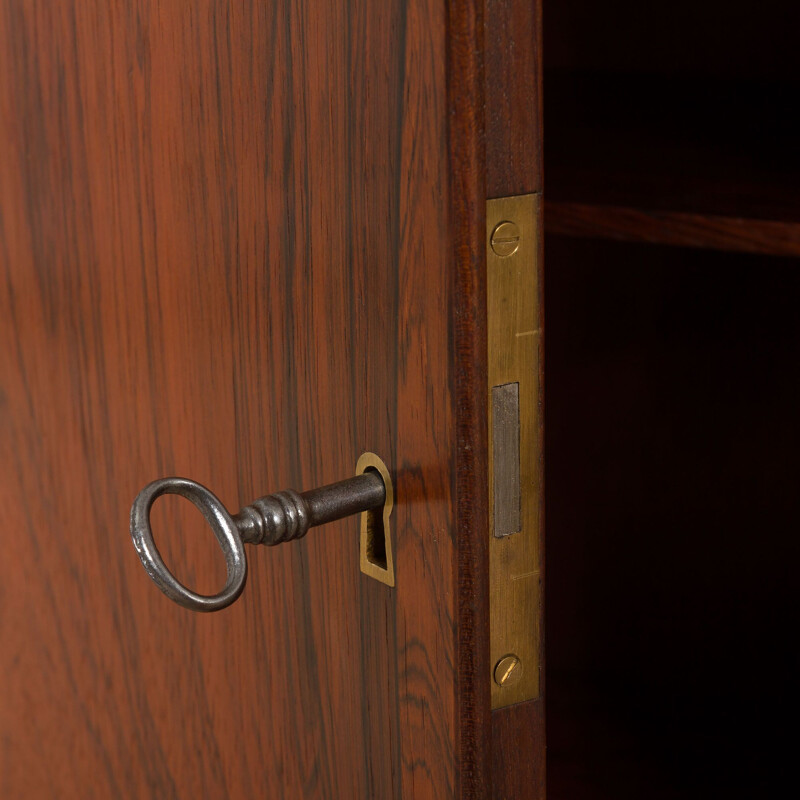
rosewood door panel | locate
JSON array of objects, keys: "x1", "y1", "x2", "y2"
[{"x1": 0, "y1": 2, "x2": 489, "y2": 797}]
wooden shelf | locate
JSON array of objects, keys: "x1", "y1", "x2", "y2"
[
  {"x1": 545, "y1": 71, "x2": 800, "y2": 253},
  {"x1": 545, "y1": 201, "x2": 800, "y2": 256}
]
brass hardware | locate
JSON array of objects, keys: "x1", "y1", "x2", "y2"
[
  {"x1": 356, "y1": 452, "x2": 395, "y2": 586},
  {"x1": 487, "y1": 193, "x2": 542, "y2": 709},
  {"x1": 494, "y1": 654, "x2": 523, "y2": 687},
  {"x1": 490, "y1": 220, "x2": 521, "y2": 257}
]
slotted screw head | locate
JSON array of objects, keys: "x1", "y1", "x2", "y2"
[
  {"x1": 494, "y1": 654, "x2": 523, "y2": 687},
  {"x1": 490, "y1": 220, "x2": 521, "y2": 257}
]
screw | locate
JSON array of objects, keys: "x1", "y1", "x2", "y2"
[
  {"x1": 494, "y1": 654, "x2": 523, "y2": 687},
  {"x1": 490, "y1": 220, "x2": 521, "y2": 257}
]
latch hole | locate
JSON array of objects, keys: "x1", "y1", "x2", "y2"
[
  {"x1": 363, "y1": 468, "x2": 387, "y2": 570},
  {"x1": 356, "y1": 452, "x2": 395, "y2": 586}
]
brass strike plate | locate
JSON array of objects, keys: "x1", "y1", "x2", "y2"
[{"x1": 487, "y1": 194, "x2": 543, "y2": 709}]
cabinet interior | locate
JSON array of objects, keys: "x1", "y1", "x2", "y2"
[
  {"x1": 544, "y1": 2, "x2": 800, "y2": 797},
  {"x1": 545, "y1": 0, "x2": 800, "y2": 252}
]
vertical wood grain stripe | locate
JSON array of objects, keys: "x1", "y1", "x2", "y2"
[{"x1": 448, "y1": 0, "x2": 491, "y2": 796}]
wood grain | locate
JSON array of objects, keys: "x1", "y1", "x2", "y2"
[
  {"x1": 485, "y1": 1, "x2": 545, "y2": 797},
  {"x1": 545, "y1": 201, "x2": 800, "y2": 257},
  {"x1": 485, "y1": 0, "x2": 543, "y2": 198},
  {"x1": 448, "y1": 1, "x2": 491, "y2": 797},
  {"x1": 491, "y1": 699, "x2": 546, "y2": 800},
  {"x1": 0, "y1": 1, "x2": 489, "y2": 796}
]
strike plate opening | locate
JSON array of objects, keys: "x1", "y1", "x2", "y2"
[{"x1": 356, "y1": 452, "x2": 395, "y2": 586}]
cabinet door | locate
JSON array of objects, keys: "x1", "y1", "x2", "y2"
[{"x1": 0, "y1": 1, "x2": 541, "y2": 797}]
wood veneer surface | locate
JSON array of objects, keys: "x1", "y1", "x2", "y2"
[{"x1": 0, "y1": 2, "x2": 488, "y2": 797}]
